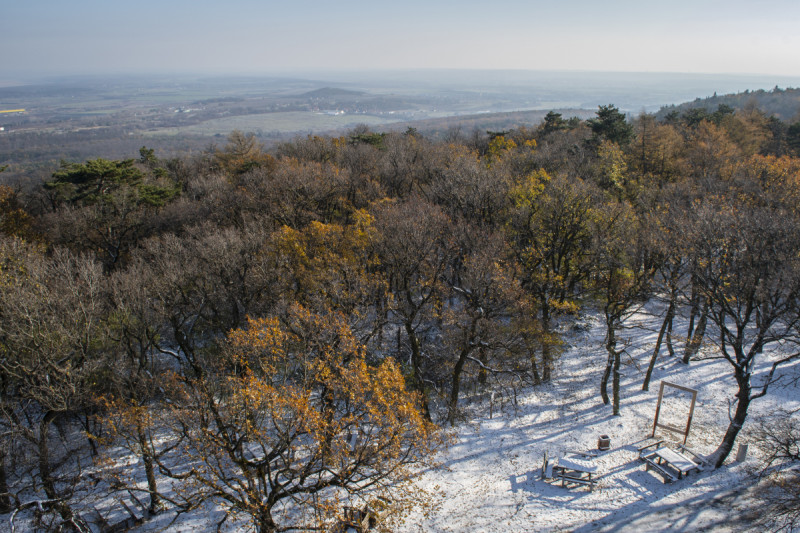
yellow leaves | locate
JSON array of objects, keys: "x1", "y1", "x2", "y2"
[
  {"x1": 331, "y1": 135, "x2": 346, "y2": 149},
  {"x1": 350, "y1": 208, "x2": 377, "y2": 244},
  {"x1": 684, "y1": 120, "x2": 740, "y2": 181},
  {"x1": 551, "y1": 299, "x2": 579, "y2": 314},
  {"x1": 223, "y1": 305, "x2": 431, "y2": 444},
  {"x1": 737, "y1": 154, "x2": 800, "y2": 204},
  {"x1": 485, "y1": 136, "x2": 514, "y2": 168},
  {"x1": 488, "y1": 135, "x2": 517, "y2": 160},
  {"x1": 442, "y1": 142, "x2": 480, "y2": 164},
  {"x1": 266, "y1": 214, "x2": 383, "y2": 312},
  {"x1": 227, "y1": 315, "x2": 290, "y2": 375},
  {"x1": 96, "y1": 396, "x2": 151, "y2": 443},
  {"x1": 229, "y1": 316, "x2": 287, "y2": 351},
  {"x1": 597, "y1": 140, "x2": 629, "y2": 198},
  {"x1": 509, "y1": 169, "x2": 551, "y2": 210}
]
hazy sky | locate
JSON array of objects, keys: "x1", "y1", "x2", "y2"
[{"x1": 3, "y1": 0, "x2": 799, "y2": 79}]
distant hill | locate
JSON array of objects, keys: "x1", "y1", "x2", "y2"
[
  {"x1": 300, "y1": 87, "x2": 366, "y2": 98},
  {"x1": 657, "y1": 86, "x2": 800, "y2": 122},
  {"x1": 0, "y1": 84, "x2": 97, "y2": 99},
  {"x1": 389, "y1": 108, "x2": 596, "y2": 139}
]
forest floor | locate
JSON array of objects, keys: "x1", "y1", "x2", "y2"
[
  {"x1": 393, "y1": 305, "x2": 799, "y2": 532},
  {"x1": 12, "y1": 304, "x2": 797, "y2": 532},
  {"x1": 124, "y1": 304, "x2": 799, "y2": 532}
]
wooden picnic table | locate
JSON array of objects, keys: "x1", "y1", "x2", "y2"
[
  {"x1": 652, "y1": 447, "x2": 700, "y2": 477},
  {"x1": 639, "y1": 441, "x2": 705, "y2": 482},
  {"x1": 554, "y1": 454, "x2": 597, "y2": 491}
]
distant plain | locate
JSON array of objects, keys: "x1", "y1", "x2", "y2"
[{"x1": 2, "y1": 70, "x2": 800, "y2": 181}]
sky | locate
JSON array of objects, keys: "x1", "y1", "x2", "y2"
[{"x1": 2, "y1": 0, "x2": 799, "y2": 80}]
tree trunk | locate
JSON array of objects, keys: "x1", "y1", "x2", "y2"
[
  {"x1": 0, "y1": 451, "x2": 10, "y2": 514},
  {"x1": 683, "y1": 301, "x2": 708, "y2": 364},
  {"x1": 686, "y1": 274, "x2": 699, "y2": 340},
  {"x1": 449, "y1": 318, "x2": 479, "y2": 425},
  {"x1": 665, "y1": 309, "x2": 675, "y2": 358},
  {"x1": 600, "y1": 349, "x2": 612, "y2": 406},
  {"x1": 686, "y1": 302, "x2": 697, "y2": 341},
  {"x1": 529, "y1": 350, "x2": 541, "y2": 386},
  {"x1": 600, "y1": 307, "x2": 623, "y2": 416},
  {"x1": 38, "y1": 413, "x2": 57, "y2": 500},
  {"x1": 256, "y1": 507, "x2": 278, "y2": 533},
  {"x1": 448, "y1": 349, "x2": 470, "y2": 426},
  {"x1": 711, "y1": 374, "x2": 751, "y2": 468},
  {"x1": 643, "y1": 297, "x2": 675, "y2": 391},
  {"x1": 600, "y1": 314, "x2": 616, "y2": 406},
  {"x1": 541, "y1": 342, "x2": 553, "y2": 382},
  {"x1": 477, "y1": 347, "x2": 488, "y2": 385},
  {"x1": 541, "y1": 305, "x2": 553, "y2": 382},
  {"x1": 612, "y1": 346, "x2": 621, "y2": 416},
  {"x1": 79, "y1": 413, "x2": 99, "y2": 457},
  {"x1": 38, "y1": 412, "x2": 75, "y2": 524},
  {"x1": 404, "y1": 321, "x2": 431, "y2": 421},
  {"x1": 376, "y1": 295, "x2": 386, "y2": 349},
  {"x1": 137, "y1": 423, "x2": 161, "y2": 514}
]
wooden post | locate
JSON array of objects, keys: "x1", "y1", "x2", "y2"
[
  {"x1": 684, "y1": 386, "x2": 697, "y2": 445},
  {"x1": 736, "y1": 443, "x2": 748, "y2": 462},
  {"x1": 542, "y1": 450, "x2": 551, "y2": 479},
  {"x1": 650, "y1": 381, "x2": 666, "y2": 438}
]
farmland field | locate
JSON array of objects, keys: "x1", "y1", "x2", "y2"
[{"x1": 143, "y1": 111, "x2": 407, "y2": 136}]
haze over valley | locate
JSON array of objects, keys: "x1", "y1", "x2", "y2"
[{"x1": 3, "y1": 70, "x2": 800, "y2": 182}]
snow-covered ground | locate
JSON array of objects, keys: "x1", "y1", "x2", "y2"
[
  {"x1": 13, "y1": 305, "x2": 796, "y2": 532},
  {"x1": 124, "y1": 306, "x2": 798, "y2": 532},
  {"x1": 395, "y1": 307, "x2": 800, "y2": 532}
]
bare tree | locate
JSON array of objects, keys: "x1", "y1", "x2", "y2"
[
  {"x1": 442, "y1": 230, "x2": 533, "y2": 424},
  {"x1": 642, "y1": 188, "x2": 694, "y2": 390},
  {"x1": 429, "y1": 145, "x2": 511, "y2": 226},
  {"x1": 0, "y1": 238, "x2": 109, "y2": 528},
  {"x1": 689, "y1": 199, "x2": 800, "y2": 467},
  {"x1": 373, "y1": 197, "x2": 454, "y2": 419},
  {"x1": 592, "y1": 202, "x2": 657, "y2": 415},
  {"x1": 752, "y1": 409, "x2": 800, "y2": 531}
]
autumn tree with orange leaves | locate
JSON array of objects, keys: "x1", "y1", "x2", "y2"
[{"x1": 160, "y1": 305, "x2": 441, "y2": 533}]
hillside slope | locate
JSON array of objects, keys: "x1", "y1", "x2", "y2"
[{"x1": 657, "y1": 86, "x2": 800, "y2": 122}]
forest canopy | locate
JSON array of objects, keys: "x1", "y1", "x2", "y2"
[{"x1": 2, "y1": 100, "x2": 800, "y2": 531}]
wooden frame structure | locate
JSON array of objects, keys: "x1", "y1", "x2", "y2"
[{"x1": 650, "y1": 381, "x2": 698, "y2": 444}]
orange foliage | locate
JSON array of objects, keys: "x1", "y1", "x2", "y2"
[
  {"x1": 267, "y1": 212, "x2": 386, "y2": 314},
  {"x1": 164, "y1": 304, "x2": 441, "y2": 531},
  {"x1": 0, "y1": 185, "x2": 33, "y2": 240}
]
